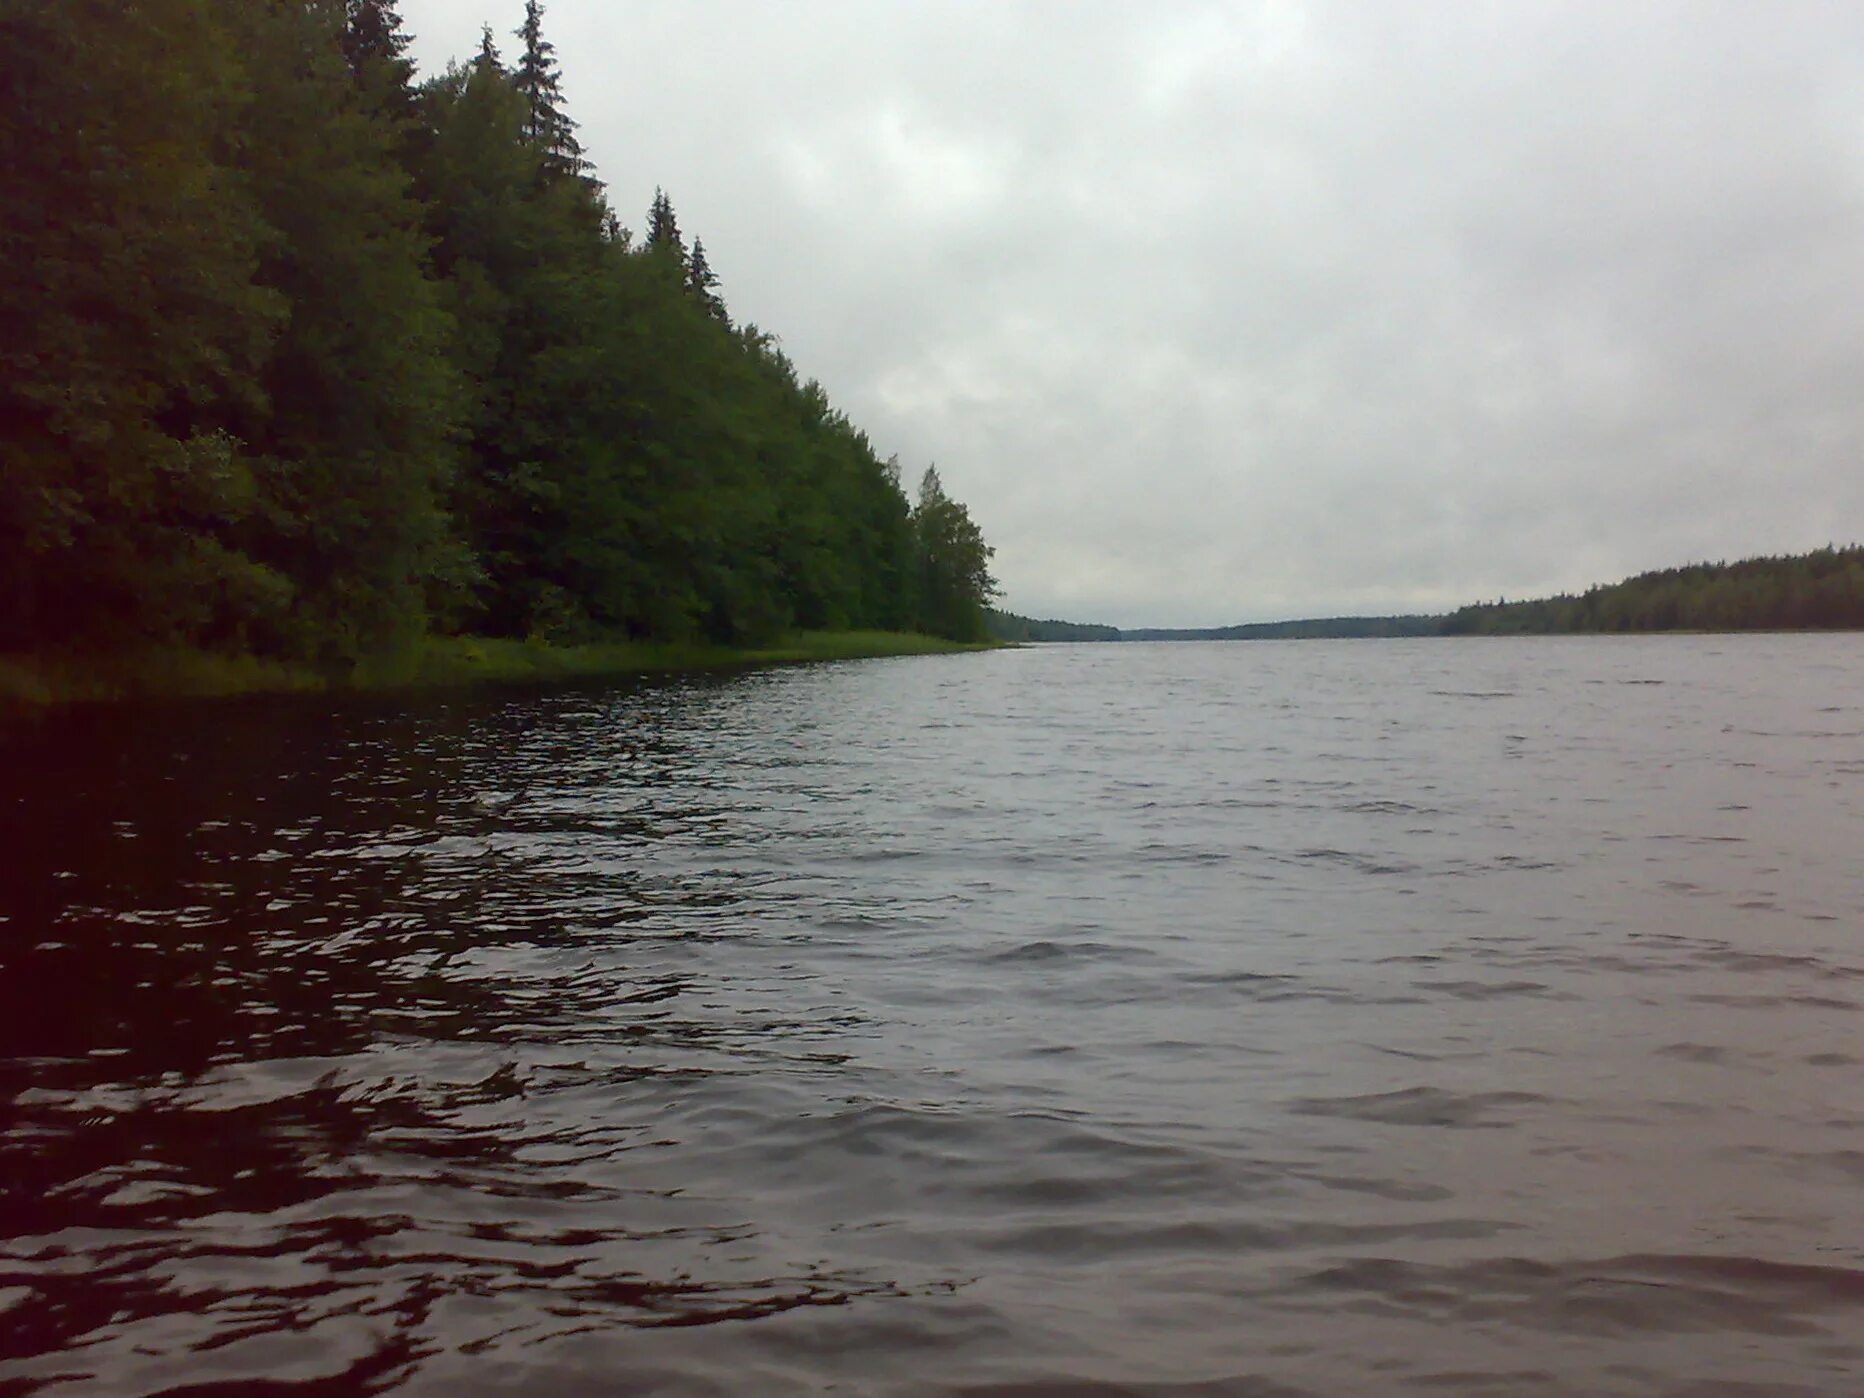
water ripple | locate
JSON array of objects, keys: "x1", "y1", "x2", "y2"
[{"x1": 4, "y1": 637, "x2": 1864, "y2": 1393}]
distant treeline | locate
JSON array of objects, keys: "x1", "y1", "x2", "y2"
[
  {"x1": 986, "y1": 610, "x2": 1121, "y2": 642},
  {"x1": 1442, "y1": 546, "x2": 1864, "y2": 634},
  {"x1": 998, "y1": 547, "x2": 1864, "y2": 642},
  {"x1": 1122, "y1": 616, "x2": 1443, "y2": 641},
  {"x1": 988, "y1": 611, "x2": 1442, "y2": 642},
  {"x1": 1, "y1": 0, "x2": 997, "y2": 670}
]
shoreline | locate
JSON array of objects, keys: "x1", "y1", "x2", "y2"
[{"x1": 0, "y1": 631, "x2": 1003, "y2": 710}]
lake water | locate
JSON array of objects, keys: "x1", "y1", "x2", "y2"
[{"x1": 2, "y1": 636, "x2": 1861, "y2": 1395}]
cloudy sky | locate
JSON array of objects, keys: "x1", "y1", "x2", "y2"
[{"x1": 399, "y1": 1, "x2": 1864, "y2": 627}]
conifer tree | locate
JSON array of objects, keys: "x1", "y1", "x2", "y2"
[
  {"x1": 513, "y1": 0, "x2": 582, "y2": 175},
  {"x1": 2, "y1": 0, "x2": 1001, "y2": 665},
  {"x1": 645, "y1": 187, "x2": 685, "y2": 261},
  {"x1": 340, "y1": 0, "x2": 416, "y2": 115},
  {"x1": 475, "y1": 23, "x2": 501, "y2": 72},
  {"x1": 415, "y1": 43, "x2": 611, "y2": 637},
  {"x1": 686, "y1": 238, "x2": 726, "y2": 321},
  {"x1": 223, "y1": 0, "x2": 466, "y2": 660}
]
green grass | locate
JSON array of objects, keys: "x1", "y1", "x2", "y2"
[
  {"x1": 367, "y1": 630, "x2": 997, "y2": 689},
  {"x1": 0, "y1": 630, "x2": 1001, "y2": 709},
  {"x1": 0, "y1": 649, "x2": 324, "y2": 708}
]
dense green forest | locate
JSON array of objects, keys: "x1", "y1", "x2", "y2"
[
  {"x1": 986, "y1": 610, "x2": 1121, "y2": 643},
  {"x1": 1442, "y1": 546, "x2": 1864, "y2": 634},
  {"x1": 0, "y1": 0, "x2": 998, "y2": 679}
]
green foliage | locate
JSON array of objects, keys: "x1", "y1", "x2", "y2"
[
  {"x1": 988, "y1": 610, "x2": 1121, "y2": 642},
  {"x1": 645, "y1": 187, "x2": 685, "y2": 260},
  {"x1": 912, "y1": 468, "x2": 998, "y2": 640},
  {"x1": 2, "y1": 0, "x2": 999, "y2": 681},
  {"x1": 223, "y1": 0, "x2": 466, "y2": 662},
  {"x1": 512, "y1": 0, "x2": 583, "y2": 175},
  {"x1": 686, "y1": 238, "x2": 727, "y2": 321},
  {"x1": 0, "y1": 0, "x2": 290, "y2": 650},
  {"x1": 1442, "y1": 547, "x2": 1864, "y2": 635},
  {"x1": 415, "y1": 47, "x2": 608, "y2": 639},
  {"x1": 0, "y1": 630, "x2": 994, "y2": 709},
  {"x1": 475, "y1": 23, "x2": 502, "y2": 69},
  {"x1": 340, "y1": 0, "x2": 418, "y2": 121},
  {"x1": 394, "y1": 628, "x2": 990, "y2": 690}
]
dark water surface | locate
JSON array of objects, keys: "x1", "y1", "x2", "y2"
[{"x1": 2, "y1": 637, "x2": 1862, "y2": 1395}]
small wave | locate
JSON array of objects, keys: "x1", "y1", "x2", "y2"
[
  {"x1": 1689, "y1": 992, "x2": 1858, "y2": 1011},
  {"x1": 952, "y1": 1375, "x2": 1319, "y2": 1397},
  {"x1": 1695, "y1": 949, "x2": 1861, "y2": 980},
  {"x1": 981, "y1": 938, "x2": 1143, "y2": 965},
  {"x1": 1361, "y1": 1043, "x2": 1491, "y2": 1062},
  {"x1": 1290, "y1": 848, "x2": 1418, "y2": 876},
  {"x1": 1283, "y1": 1252, "x2": 1864, "y2": 1338},
  {"x1": 1340, "y1": 798, "x2": 1438, "y2": 816},
  {"x1": 1300, "y1": 1171, "x2": 1455, "y2": 1203},
  {"x1": 1411, "y1": 979, "x2": 1568, "y2": 1001},
  {"x1": 1285, "y1": 1086, "x2": 1553, "y2": 1128},
  {"x1": 1654, "y1": 1042, "x2": 1737, "y2": 1065}
]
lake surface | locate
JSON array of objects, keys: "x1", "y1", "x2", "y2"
[{"x1": 2, "y1": 636, "x2": 1861, "y2": 1395}]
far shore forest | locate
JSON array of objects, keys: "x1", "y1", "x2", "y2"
[
  {"x1": 2, "y1": 0, "x2": 998, "y2": 677},
  {"x1": 993, "y1": 545, "x2": 1864, "y2": 642}
]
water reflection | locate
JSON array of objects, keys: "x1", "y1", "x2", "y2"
[
  {"x1": 3, "y1": 642, "x2": 1864, "y2": 1394},
  {"x1": 0, "y1": 677, "x2": 931, "y2": 1388}
]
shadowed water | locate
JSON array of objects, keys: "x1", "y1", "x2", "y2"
[{"x1": 2, "y1": 636, "x2": 1861, "y2": 1395}]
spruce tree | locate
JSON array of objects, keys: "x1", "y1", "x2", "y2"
[
  {"x1": 224, "y1": 0, "x2": 466, "y2": 661},
  {"x1": 686, "y1": 238, "x2": 726, "y2": 321},
  {"x1": 2, "y1": 0, "x2": 999, "y2": 665},
  {"x1": 416, "y1": 45, "x2": 612, "y2": 638},
  {"x1": 475, "y1": 23, "x2": 501, "y2": 72},
  {"x1": 646, "y1": 187, "x2": 685, "y2": 261},
  {"x1": 513, "y1": 0, "x2": 582, "y2": 175},
  {"x1": 340, "y1": 0, "x2": 416, "y2": 116}
]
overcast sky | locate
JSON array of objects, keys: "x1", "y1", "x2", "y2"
[{"x1": 399, "y1": 1, "x2": 1864, "y2": 627}]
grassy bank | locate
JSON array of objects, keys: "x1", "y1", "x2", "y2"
[{"x1": 0, "y1": 631, "x2": 1000, "y2": 709}]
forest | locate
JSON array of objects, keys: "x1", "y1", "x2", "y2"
[
  {"x1": 1441, "y1": 547, "x2": 1864, "y2": 635},
  {"x1": 0, "y1": 0, "x2": 999, "y2": 682},
  {"x1": 986, "y1": 611, "x2": 1121, "y2": 643}
]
